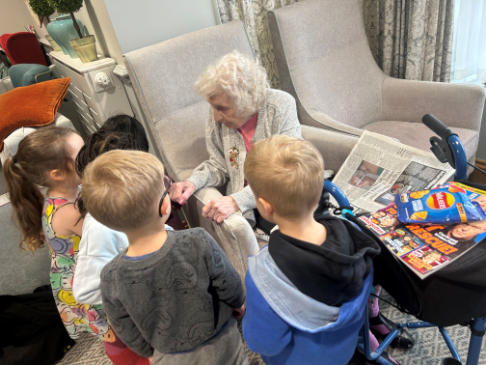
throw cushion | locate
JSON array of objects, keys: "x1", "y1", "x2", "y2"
[
  {"x1": 10, "y1": 64, "x2": 55, "y2": 88},
  {"x1": 0, "y1": 77, "x2": 70, "y2": 151}
]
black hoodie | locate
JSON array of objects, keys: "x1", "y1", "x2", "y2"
[{"x1": 268, "y1": 215, "x2": 380, "y2": 307}]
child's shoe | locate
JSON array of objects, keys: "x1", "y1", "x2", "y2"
[{"x1": 370, "y1": 312, "x2": 415, "y2": 349}]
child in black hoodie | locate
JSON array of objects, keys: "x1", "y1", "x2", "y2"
[{"x1": 242, "y1": 135, "x2": 400, "y2": 365}]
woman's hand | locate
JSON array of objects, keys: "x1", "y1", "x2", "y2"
[
  {"x1": 169, "y1": 181, "x2": 196, "y2": 205},
  {"x1": 202, "y1": 196, "x2": 240, "y2": 223}
]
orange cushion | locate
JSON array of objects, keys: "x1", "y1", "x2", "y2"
[{"x1": 0, "y1": 77, "x2": 71, "y2": 151}]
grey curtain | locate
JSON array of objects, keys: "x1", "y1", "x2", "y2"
[
  {"x1": 362, "y1": 0, "x2": 455, "y2": 82},
  {"x1": 216, "y1": 0, "x2": 299, "y2": 89}
]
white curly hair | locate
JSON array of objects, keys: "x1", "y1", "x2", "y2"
[{"x1": 195, "y1": 50, "x2": 270, "y2": 118}]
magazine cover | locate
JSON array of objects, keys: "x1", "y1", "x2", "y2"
[{"x1": 359, "y1": 187, "x2": 486, "y2": 279}]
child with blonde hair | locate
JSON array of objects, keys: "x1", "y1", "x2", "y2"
[
  {"x1": 73, "y1": 128, "x2": 154, "y2": 365},
  {"x1": 81, "y1": 150, "x2": 248, "y2": 365},
  {"x1": 3, "y1": 126, "x2": 111, "y2": 341},
  {"x1": 242, "y1": 135, "x2": 387, "y2": 365}
]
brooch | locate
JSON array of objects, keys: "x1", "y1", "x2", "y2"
[{"x1": 229, "y1": 147, "x2": 239, "y2": 168}]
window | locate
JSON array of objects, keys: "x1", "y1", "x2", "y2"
[{"x1": 451, "y1": 0, "x2": 486, "y2": 85}]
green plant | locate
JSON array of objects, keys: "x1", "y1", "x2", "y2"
[
  {"x1": 46, "y1": 0, "x2": 84, "y2": 39},
  {"x1": 29, "y1": 0, "x2": 55, "y2": 23}
]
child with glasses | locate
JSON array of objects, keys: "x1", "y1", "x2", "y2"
[
  {"x1": 73, "y1": 129, "x2": 170, "y2": 365},
  {"x1": 81, "y1": 150, "x2": 248, "y2": 365}
]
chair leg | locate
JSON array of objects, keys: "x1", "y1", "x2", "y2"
[
  {"x1": 466, "y1": 317, "x2": 486, "y2": 365},
  {"x1": 438, "y1": 326, "x2": 461, "y2": 362},
  {"x1": 358, "y1": 304, "x2": 396, "y2": 365}
]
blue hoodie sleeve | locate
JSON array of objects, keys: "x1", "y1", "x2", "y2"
[{"x1": 243, "y1": 271, "x2": 292, "y2": 356}]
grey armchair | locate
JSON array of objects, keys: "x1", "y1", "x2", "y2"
[
  {"x1": 124, "y1": 20, "x2": 357, "y2": 282},
  {"x1": 268, "y1": 0, "x2": 485, "y2": 163}
]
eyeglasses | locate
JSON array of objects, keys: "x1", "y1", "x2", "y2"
[{"x1": 159, "y1": 176, "x2": 172, "y2": 217}]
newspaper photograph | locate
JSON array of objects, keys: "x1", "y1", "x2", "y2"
[{"x1": 332, "y1": 131, "x2": 455, "y2": 213}]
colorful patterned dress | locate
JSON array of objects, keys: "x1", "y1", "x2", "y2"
[{"x1": 42, "y1": 196, "x2": 115, "y2": 341}]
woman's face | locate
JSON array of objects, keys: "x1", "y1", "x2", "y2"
[
  {"x1": 208, "y1": 93, "x2": 248, "y2": 129},
  {"x1": 380, "y1": 217, "x2": 397, "y2": 227},
  {"x1": 423, "y1": 252, "x2": 441, "y2": 264}
]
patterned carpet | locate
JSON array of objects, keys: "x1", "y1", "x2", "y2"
[
  {"x1": 57, "y1": 292, "x2": 486, "y2": 365},
  {"x1": 377, "y1": 291, "x2": 486, "y2": 365}
]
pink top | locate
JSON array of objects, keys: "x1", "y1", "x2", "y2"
[
  {"x1": 238, "y1": 114, "x2": 258, "y2": 186},
  {"x1": 238, "y1": 113, "x2": 258, "y2": 153}
]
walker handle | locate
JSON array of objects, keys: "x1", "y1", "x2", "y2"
[{"x1": 422, "y1": 114, "x2": 456, "y2": 140}]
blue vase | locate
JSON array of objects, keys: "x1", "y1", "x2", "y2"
[{"x1": 46, "y1": 14, "x2": 85, "y2": 58}]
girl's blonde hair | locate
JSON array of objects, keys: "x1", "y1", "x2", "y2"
[
  {"x1": 195, "y1": 50, "x2": 270, "y2": 118},
  {"x1": 3, "y1": 126, "x2": 79, "y2": 251}
]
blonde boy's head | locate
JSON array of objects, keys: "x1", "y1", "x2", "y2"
[
  {"x1": 244, "y1": 135, "x2": 324, "y2": 220},
  {"x1": 81, "y1": 150, "x2": 165, "y2": 231}
]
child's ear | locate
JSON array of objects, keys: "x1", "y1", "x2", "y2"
[
  {"x1": 160, "y1": 195, "x2": 171, "y2": 217},
  {"x1": 49, "y1": 169, "x2": 65, "y2": 182},
  {"x1": 258, "y1": 197, "x2": 274, "y2": 219}
]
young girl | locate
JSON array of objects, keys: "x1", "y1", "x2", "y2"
[{"x1": 3, "y1": 126, "x2": 111, "y2": 341}]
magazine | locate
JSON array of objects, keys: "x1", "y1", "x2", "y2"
[{"x1": 360, "y1": 183, "x2": 486, "y2": 279}]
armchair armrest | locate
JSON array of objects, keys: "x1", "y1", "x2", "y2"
[
  {"x1": 182, "y1": 187, "x2": 258, "y2": 285},
  {"x1": 307, "y1": 111, "x2": 364, "y2": 136},
  {"x1": 301, "y1": 125, "x2": 358, "y2": 172},
  {"x1": 382, "y1": 77, "x2": 485, "y2": 132}
]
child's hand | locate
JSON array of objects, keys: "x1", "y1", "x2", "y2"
[
  {"x1": 233, "y1": 304, "x2": 246, "y2": 319},
  {"x1": 148, "y1": 355, "x2": 153, "y2": 364}
]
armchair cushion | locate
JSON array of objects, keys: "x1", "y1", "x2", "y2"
[
  {"x1": 0, "y1": 77, "x2": 70, "y2": 151},
  {"x1": 364, "y1": 121, "x2": 479, "y2": 161},
  {"x1": 9, "y1": 63, "x2": 55, "y2": 88}
]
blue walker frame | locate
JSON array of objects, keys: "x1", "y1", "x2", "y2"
[{"x1": 323, "y1": 118, "x2": 486, "y2": 364}]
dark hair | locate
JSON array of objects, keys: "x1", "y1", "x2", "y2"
[
  {"x1": 75, "y1": 131, "x2": 142, "y2": 217},
  {"x1": 99, "y1": 115, "x2": 149, "y2": 152},
  {"x1": 3, "y1": 127, "x2": 79, "y2": 251}
]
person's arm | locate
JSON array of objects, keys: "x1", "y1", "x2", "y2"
[
  {"x1": 187, "y1": 110, "x2": 229, "y2": 190},
  {"x1": 230, "y1": 185, "x2": 257, "y2": 214},
  {"x1": 272, "y1": 95, "x2": 302, "y2": 139},
  {"x1": 203, "y1": 230, "x2": 245, "y2": 308},
  {"x1": 51, "y1": 202, "x2": 83, "y2": 237},
  {"x1": 243, "y1": 272, "x2": 291, "y2": 356},
  {"x1": 100, "y1": 277, "x2": 153, "y2": 358},
  {"x1": 73, "y1": 218, "x2": 128, "y2": 305}
]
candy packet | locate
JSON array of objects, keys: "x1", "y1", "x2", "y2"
[{"x1": 395, "y1": 185, "x2": 486, "y2": 224}]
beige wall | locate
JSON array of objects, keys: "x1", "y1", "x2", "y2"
[
  {"x1": 76, "y1": 0, "x2": 123, "y2": 64},
  {"x1": 104, "y1": 0, "x2": 219, "y2": 54},
  {"x1": 0, "y1": 0, "x2": 51, "y2": 38},
  {"x1": 0, "y1": 0, "x2": 123, "y2": 63}
]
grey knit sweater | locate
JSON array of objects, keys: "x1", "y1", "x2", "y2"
[
  {"x1": 187, "y1": 88, "x2": 302, "y2": 223},
  {"x1": 100, "y1": 228, "x2": 245, "y2": 357}
]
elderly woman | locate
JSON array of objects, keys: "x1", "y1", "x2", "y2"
[{"x1": 169, "y1": 51, "x2": 301, "y2": 229}]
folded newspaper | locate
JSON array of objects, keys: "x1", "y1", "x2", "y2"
[
  {"x1": 332, "y1": 131, "x2": 455, "y2": 214},
  {"x1": 358, "y1": 182, "x2": 486, "y2": 279}
]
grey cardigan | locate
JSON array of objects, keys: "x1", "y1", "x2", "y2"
[{"x1": 187, "y1": 89, "x2": 302, "y2": 223}]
